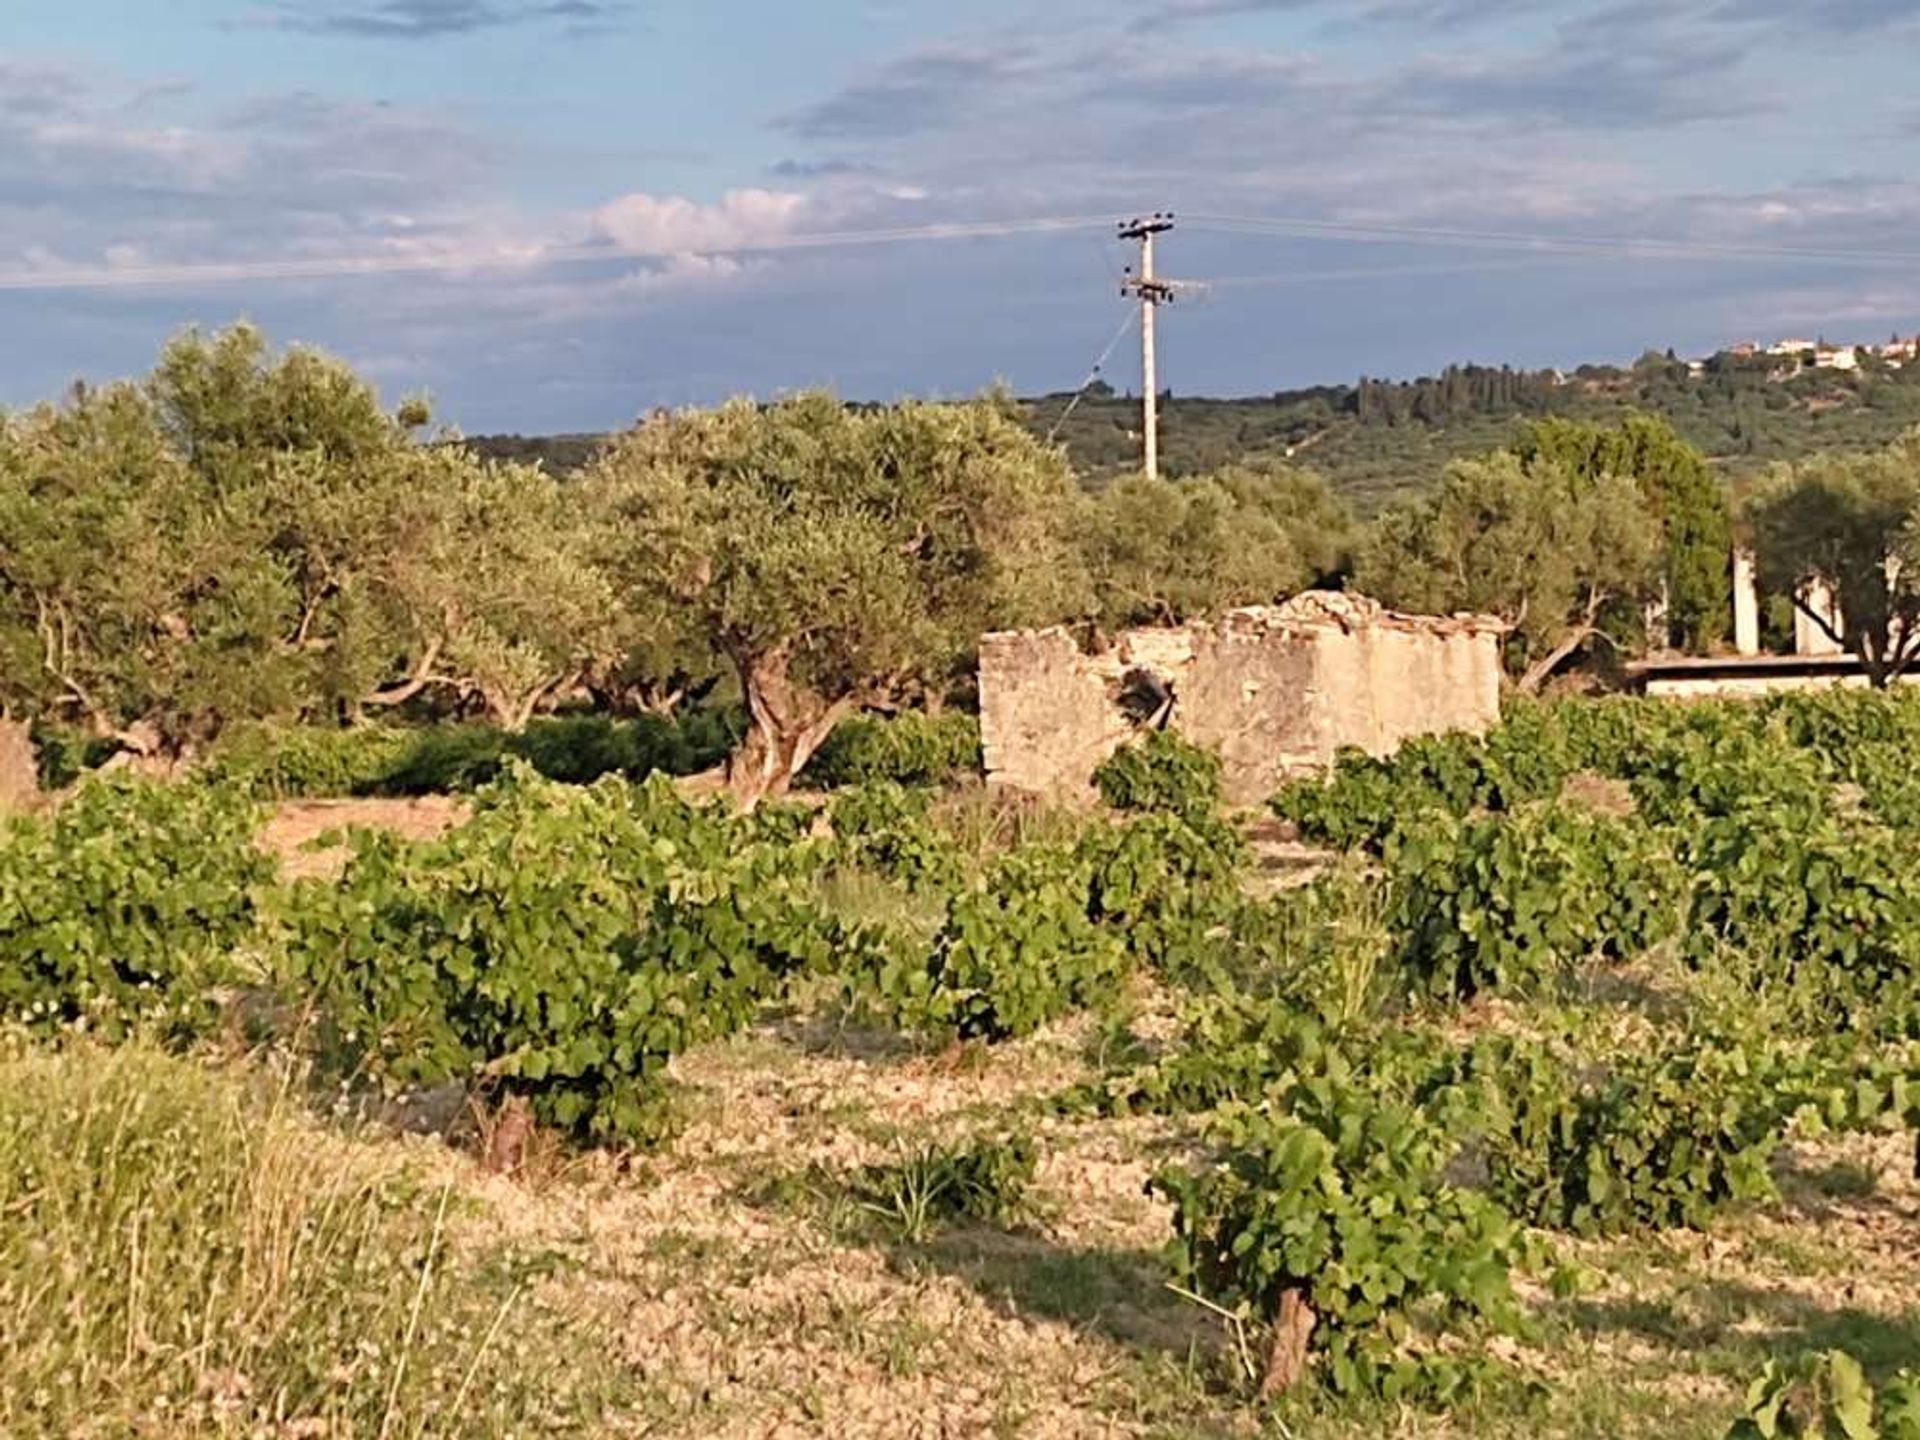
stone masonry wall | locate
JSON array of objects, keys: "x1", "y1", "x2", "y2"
[
  {"x1": 0, "y1": 720, "x2": 38, "y2": 813},
  {"x1": 978, "y1": 592, "x2": 1504, "y2": 806}
]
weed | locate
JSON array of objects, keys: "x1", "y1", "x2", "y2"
[
  {"x1": 853, "y1": 1133, "x2": 1039, "y2": 1243},
  {"x1": 0, "y1": 1042, "x2": 620, "y2": 1438}
]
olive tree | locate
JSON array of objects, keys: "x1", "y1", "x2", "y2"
[
  {"x1": 586, "y1": 392, "x2": 1085, "y2": 806},
  {"x1": 357, "y1": 451, "x2": 620, "y2": 729},
  {"x1": 1747, "y1": 434, "x2": 1920, "y2": 687},
  {"x1": 1515, "y1": 414, "x2": 1732, "y2": 651},
  {"x1": 0, "y1": 376, "x2": 306, "y2": 756},
  {"x1": 1082, "y1": 460, "x2": 1350, "y2": 628},
  {"x1": 0, "y1": 324, "x2": 624, "y2": 749},
  {"x1": 1355, "y1": 450, "x2": 1660, "y2": 692}
]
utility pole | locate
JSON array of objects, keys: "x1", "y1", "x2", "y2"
[{"x1": 1119, "y1": 212, "x2": 1176, "y2": 478}]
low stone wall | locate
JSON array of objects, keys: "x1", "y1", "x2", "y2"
[{"x1": 978, "y1": 592, "x2": 1504, "y2": 805}]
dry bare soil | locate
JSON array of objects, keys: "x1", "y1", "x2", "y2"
[
  {"x1": 385, "y1": 1013, "x2": 1918, "y2": 1440},
  {"x1": 256, "y1": 801, "x2": 1920, "y2": 1439}
]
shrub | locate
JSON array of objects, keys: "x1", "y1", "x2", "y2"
[
  {"x1": 920, "y1": 841, "x2": 1123, "y2": 1041},
  {"x1": 204, "y1": 712, "x2": 739, "y2": 799},
  {"x1": 1449, "y1": 1035, "x2": 1788, "y2": 1234},
  {"x1": 201, "y1": 722, "x2": 417, "y2": 799},
  {"x1": 1270, "y1": 689, "x2": 1920, "y2": 859},
  {"x1": 1475, "y1": 699, "x2": 1578, "y2": 809},
  {"x1": 827, "y1": 780, "x2": 967, "y2": 893},
  {"x1": 1386, "y1": 807, "x2": 1683, "y2": 1000},
  {"x1": 498, "y1": 711, "x2": 735, "y2": 787},
  {"x1": 1627, "y1": 726, "x2": 1829, "y2": 830},
  {"x1": 1153, "y1": 1079, "x2": 1529, "y2": 1401},
  {"x1": 284, "y1": 767, "x2": 854, "y2": 1142},
  {"x1": 1093, "y1": 730, "x2": 1225, "y2": 823},
  {"x1": 1078, "y1": 994, "x2": 1351, "y2": 1119},
  {"x1": 1762, "y1": 686, "x2": 1920, "y2": 778},
  {"x1": 1081, "y1": 809, "x2": 1248, "y2": 973},
  {"x1": 1682, "y1": 813, "x2": 1920, "y2": 1016},
  {"x1": 0, "y1": 1044, "x2": 615, "y2": 1437},
  {"x1": 1730, "y1": 1350, "x2": 1920, "y2": 1440},
  {"x1": 802, "y1": 710, "x2": 983, "y2": 789},
  {"x1": 1270, "y1": 733, "x2": 1503, "y2": 854},
  {"x1": 0, "y1": 778, "x2": 270, "y2": 1039},
  {"x1": 28, "y1": 722, "x2": 122, "y2": 790},
  {"x1": 1852, "y1": 741, "x2": 1920, "y2": 830}
]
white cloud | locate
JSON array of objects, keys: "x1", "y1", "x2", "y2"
[
  {"x1": 589, "y1": 188, "x2": 808, "y2": 257},
  {"x1": 613, "y1": 252, "x2": 757, "y2": 295}
]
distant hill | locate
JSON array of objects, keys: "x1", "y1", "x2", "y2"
[{"x1": 465, "y1": 348, "x2": 1920, "y2": 514}]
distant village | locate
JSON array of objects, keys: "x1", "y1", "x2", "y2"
[{"x1": 1682, "y1": 334, "x2": 1920, "y2": 377}]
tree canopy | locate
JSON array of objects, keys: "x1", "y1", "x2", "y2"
[
  {"x1": 1746, "y1": 432, "x2": 1920, "y2": 687},
  {"x1": 0, "y1": 326, "x2": 623, "y2": 755},
  {"x1": 1354, "y1": 450, "x2": 1661, "y2": 692},
  {"x1": 1514, "y1": 414, "x2": 1731, "y2": 651},
  {"x1": 23, "y1": 323, "x2": 1920, "y2": 783},
  {"x1": 1079, "y1": 460, "x2": 1351, "y2": 630},
  {"x1": 584, "y1": 392, "x2": 1086, "y2": 804}
]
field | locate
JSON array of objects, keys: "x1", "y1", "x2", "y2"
[{"x1": 6, "y1": 692, "x2": 1920, "y2": 1438}]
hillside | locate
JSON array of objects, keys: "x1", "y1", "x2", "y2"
[{"x1": 466, "y1": 348, "x2": 1920, "y2": 513}]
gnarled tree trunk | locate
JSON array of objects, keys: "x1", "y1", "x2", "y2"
[
  {"x1": 1516, "y1": 624, "x2": 1599, "y2": 694},
  {"x1": 1515, "y1": 586, "x2": 1610, "y2": 695},
  {"x1": 726, "y1": 646, "x2": 855, "y2": 810}
]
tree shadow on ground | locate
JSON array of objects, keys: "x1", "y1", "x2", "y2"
[
  {"x1": 1770, "y1": 1140, "x2": 1920, "y2": 1225},
  {"x1": 904, "y1": 1225, "x2": 1228, "y2": 1364},
  {"x1": 762, "y1": 1011, "x2": 929, "y2": 1063},
  {"x1": 1570, "y1": 1281, "x2": 1920, "y2": 1383}
]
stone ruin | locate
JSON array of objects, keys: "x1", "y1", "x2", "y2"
[
  {"x1": 0, "y1": 720, "x2": 36, "y2": 813},
  {"x1": 977, "y1": 591, "x2": 1506, "y2": 806}
]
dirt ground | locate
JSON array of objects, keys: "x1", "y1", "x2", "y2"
[
  {"x1": 259, "y1": 796, "x2": 468, "y2": 879},
  {"x1": 378, "y1": 1009, "x2": 1920, "y2": 1440},
  {"x1": 247, "y1": 791, "x2": 1920, "y2": 1438}
]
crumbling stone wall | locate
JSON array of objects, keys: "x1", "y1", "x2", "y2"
[
  {"x1": 0, "y1": 720, "x2": 39, "y2": 813},
  {"x1": 978, "y1": 592, "x2": 1504, "y2": 806}
]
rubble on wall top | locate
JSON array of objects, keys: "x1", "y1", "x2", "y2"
[
  {"x1": 978, "y1": 591, "x2": 1505, "y2": 657},
  {"x1": 1222, "y1": 590, "x2": 1507, "y2": 637}
]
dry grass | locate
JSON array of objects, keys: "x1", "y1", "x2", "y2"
[
  {"x1": 0, "y1": 1042, "x2": 623, "y2": 1439},
  {"x1": 384, "y1": 1014, "x2": 1917, "y2": 1440},
  {"x1": 13, "y1": 1014, "x2": 1914, "y2": 1438}
]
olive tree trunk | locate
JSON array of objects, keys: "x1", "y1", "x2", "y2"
[{"x1": 725, "y1": 647, "x2": 856, "y2": 810}]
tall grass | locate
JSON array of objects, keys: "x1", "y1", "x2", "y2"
[{"x1": 0, "y1": 1043, "x2": 612, "y2": 1438}]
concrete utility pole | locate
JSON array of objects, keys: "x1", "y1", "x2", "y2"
[{"x1": 1119, "y1": 213, "x2": 1176, "y2": 478}]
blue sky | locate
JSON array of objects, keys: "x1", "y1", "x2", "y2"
[{"x1": 4, "y1": 0, "x2": 1920, "y2": 431}]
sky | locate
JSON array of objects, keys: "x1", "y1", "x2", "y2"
[{"x1": 5, "y1": 0, "x2": 1920, "y2": 432}]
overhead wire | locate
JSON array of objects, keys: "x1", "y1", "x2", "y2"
[
  {"x1": 1189, "y1": 253, "x2": 1594, "y2": 291},
  {"x1": 1046, "y1": 305, "x2": 1140, "y2": 444},
  {"x1": 1180, "y1": 212, "x2": 1920, "y2": 270},
  {"x1": 0, "y1": 213, "x2": 1117, "y2": 294},
  {"x1": 15, "y1": 204, "x2": 1920, "y2": 296},
  {"x1": 15, "y1": 200, "x2": 1920, "y2": 413}
]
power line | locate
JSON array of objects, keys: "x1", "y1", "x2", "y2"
[
  {"x1": 1045, "y1": 305, "x2": 1139, "y2": 444},
  {"x1": 1198, "y1": 254, "x2": 1592, "y2": 290},
  {"x1": 0, "y1": 214, "x2": 1115, "y2": 294},
  {"x1": 14, "y1": 203, "x2": 1920, "y2": 297},
  {"x1": 1181, "y1": 212, "x2": 1920, "y2": 270}
]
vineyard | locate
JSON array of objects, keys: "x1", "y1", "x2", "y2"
[{"x1": 5, "y1": 688, "x2": 1920, "y2": 1438}]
